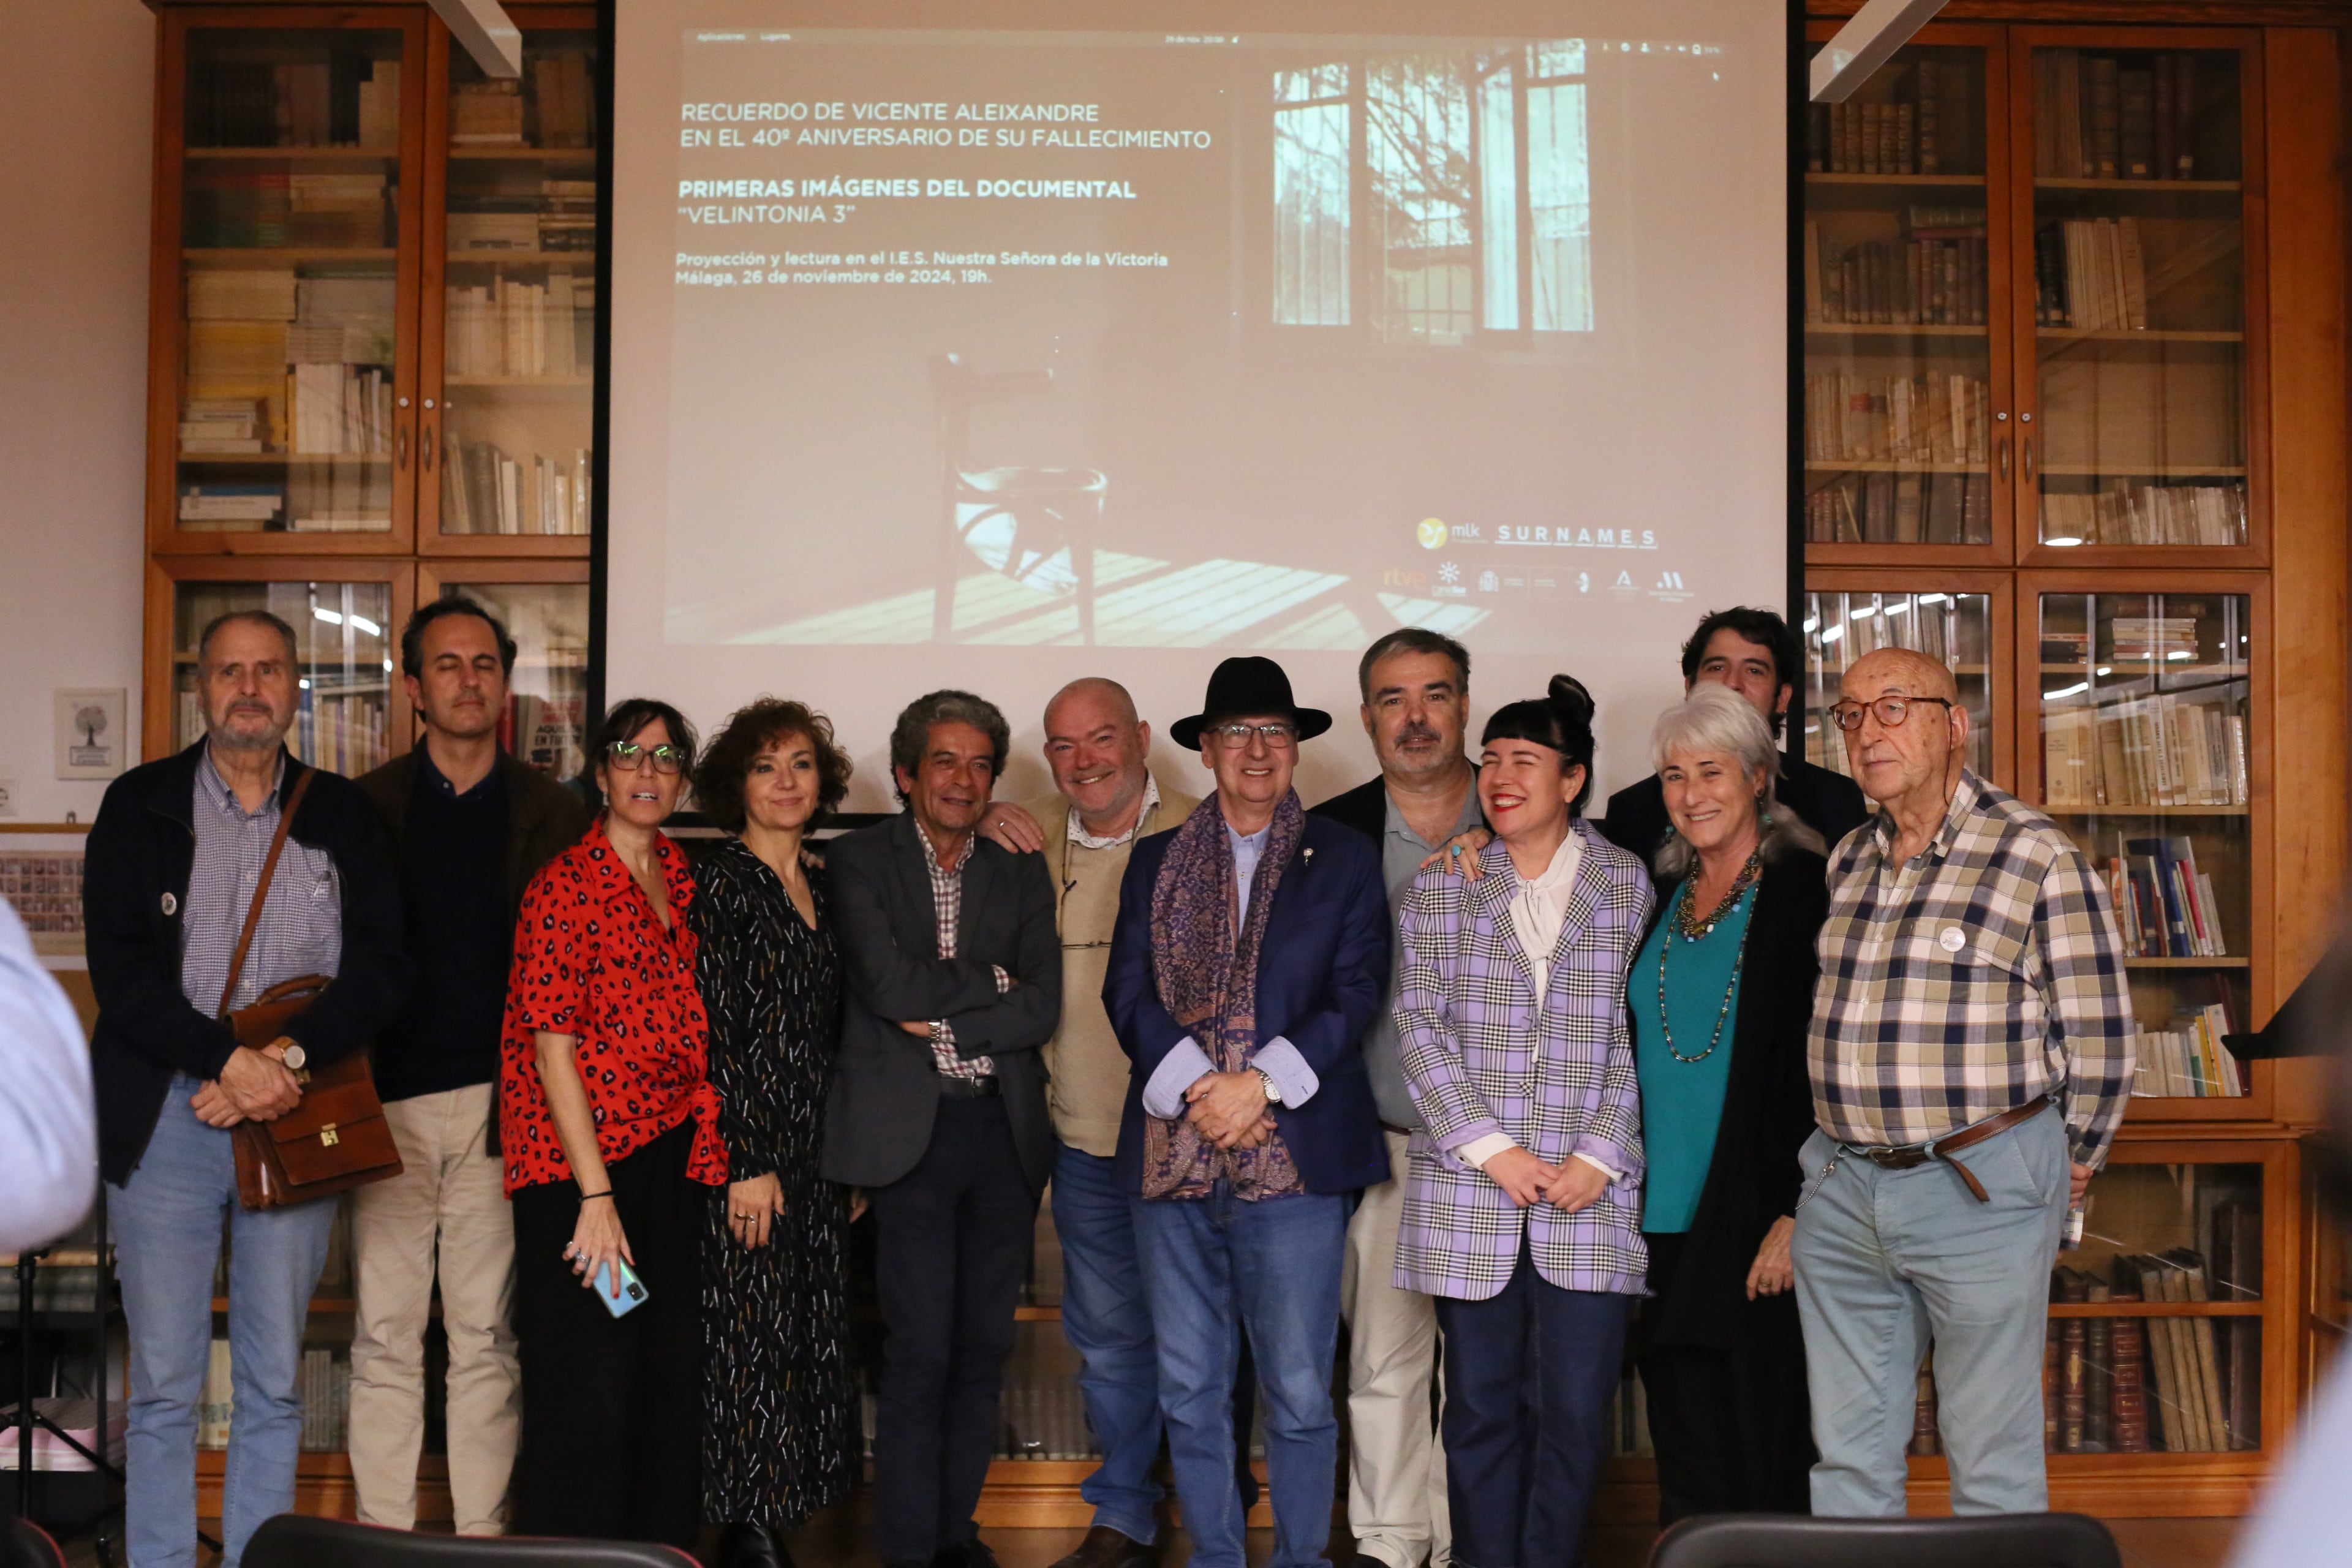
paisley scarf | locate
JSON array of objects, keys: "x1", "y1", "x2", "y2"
[{"x1": 1142, "y1": 790, "x2": 1308, "y2": 1200}]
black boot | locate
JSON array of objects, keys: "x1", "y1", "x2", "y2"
[{"x1": 717, "y1": 1522, "x2": 793, "y2": 1568}]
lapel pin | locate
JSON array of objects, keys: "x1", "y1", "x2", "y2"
[{"x1": 1302, "y1": 846, "x2": 1314, "y2": 868}]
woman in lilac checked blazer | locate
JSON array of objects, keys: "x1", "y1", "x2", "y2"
[{"x1": 1392, "y1": 676, "x2": 1653, "y2": 1568}]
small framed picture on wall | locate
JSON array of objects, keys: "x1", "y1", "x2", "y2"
[{"x1": 56, "y1": 688, "x2": 127, "y2": 780}]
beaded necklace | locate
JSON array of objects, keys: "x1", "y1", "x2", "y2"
[{"x1": 1656, "y1": 850, "x2": 1761, "y2": 1065}]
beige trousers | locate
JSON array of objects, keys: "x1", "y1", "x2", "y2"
[
  {"x1": 1341, "y1": 1128, "x2": 1451, "y2": 1568},
  {"x1": 349, "y1": 1084, "x2": 521, "y2": 1534}
]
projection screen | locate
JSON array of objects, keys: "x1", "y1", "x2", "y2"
[{"x1": 608, "y1": 2, "x2": 1789, "y2": 809}]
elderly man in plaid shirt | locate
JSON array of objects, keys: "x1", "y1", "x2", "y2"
[{"x1": 1797, "y1": 646, "x2": 2133, "y2": 1517}]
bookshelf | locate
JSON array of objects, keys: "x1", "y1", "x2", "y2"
[
  {"x1": 1803, "y1": 10, "x2": 2349, "y2": 1519},
  {"x1": 141, "y1": 3, "x2": 597, "y2": 766}
]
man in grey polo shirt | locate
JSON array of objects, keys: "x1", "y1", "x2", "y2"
[{"x1": 1311, "y1": 628, "x2": 1482, "y2": 1568}]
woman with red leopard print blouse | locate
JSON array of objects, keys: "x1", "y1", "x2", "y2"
[{"x1": 501, "y1": 696, "x2": 722, "y2": 1550}]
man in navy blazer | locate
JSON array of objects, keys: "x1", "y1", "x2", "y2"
[{"x1": 1104, "y1": 655, "x2": 1389, "y2": 1568}]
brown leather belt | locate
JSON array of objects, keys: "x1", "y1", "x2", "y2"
[{"x1": 1845, "y1": 1093, "x2": 2052, "y2": 1203}]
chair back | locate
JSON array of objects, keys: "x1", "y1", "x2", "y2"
[
  {"x1": 1648, "y1": 1512, "x2": 2122, "y2": 1568},
  {"x1": 243, "y1": 1515, "x2": 700, "y2": 1568},
  {"x1": 7, "y1": 1519, "x2": 67, "y2": 1568}
]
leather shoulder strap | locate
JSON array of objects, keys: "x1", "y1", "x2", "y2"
[{"x1": 216, "y1": 764, "x2": 318, "y2": 1020}]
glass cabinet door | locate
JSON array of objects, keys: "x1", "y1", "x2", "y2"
[
  {"x1": 1804, "y1": 585, "x2": 1999, "y2": 782},
  {"x1": 176, "y1": 26, "x2": 413, "y2": 542},
  {"x1": 1804, "y1": 37, "x2": 2004, "y2": 552},
  {"x1": 2020, "y1": 37, "x2": 2254, "y2": 552},
  {"x1": 428, "y1": 26, "x2": 598, "y2": 546},
  {"x1": 2034, "y1": 587, "x2": 2253, "y2": 1101},
  {"x1": 428, "y1": 579, "x2": 589, "y2": 779},
  {"x1": 170, "y1": 578, "x2": 398, "y2": 775}
]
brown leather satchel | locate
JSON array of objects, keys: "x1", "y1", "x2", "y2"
[{"x1": 218, "y1": 767, "x2": 403, "y2": 1210}]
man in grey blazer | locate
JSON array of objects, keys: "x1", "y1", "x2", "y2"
[{"x1": 822, "y1": 689, "x2": 1062, "y2": 1568}]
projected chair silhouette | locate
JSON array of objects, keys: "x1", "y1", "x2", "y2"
[{"x1": 930, "y1": 353, "x2": 1109, "y2": 644}]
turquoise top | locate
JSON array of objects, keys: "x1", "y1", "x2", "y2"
[{"x1": 1631, "y1": 883, "x2": 1752, "y2": 1235}]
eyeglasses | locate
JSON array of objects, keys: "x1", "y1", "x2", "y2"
[
  {"x1": 1826, "y1": 696, "x2": 1956, "y2": 733},
  {"x1": 606, "y1": 741, "x2": 688, "y2": 774},
  {"x1": 1211, "y1": 722, "x2": 1299, "y2": 748}
]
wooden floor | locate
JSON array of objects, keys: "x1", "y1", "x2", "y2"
[{"x1": 56, "y1": 1516, "x2": 2247, "y2": 1568}]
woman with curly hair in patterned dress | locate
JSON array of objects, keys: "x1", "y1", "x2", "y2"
[{"x1": 692, "y1": 698, "x2": 863, "y2": 1568}]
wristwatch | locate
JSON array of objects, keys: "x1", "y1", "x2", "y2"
[
  {"x1": 277, "y1": 1041, "x2": 307, "y2": 1071},
  {"x1": 1253, "y1": 1066, "x2": 1282, "y2": 1106}
]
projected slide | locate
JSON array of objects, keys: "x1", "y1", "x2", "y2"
[{"x1": 610, "y1": 10, "x2": 1785, "y2": 803}]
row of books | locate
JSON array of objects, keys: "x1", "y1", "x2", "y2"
[
  {"x1": 195, "y1": 1345, "x2": 352, "y2": 1453},
  {"x1": 185, "y1": 167, "x2": 394, "y2": 250},
  {"x1": 2040, "y1": 481, "x2": 2247, "y2": 547},
  {"x1": 0, "y1": 1263, "x2": 100, "y2": 1314},
  {"x1": 2036, "y1": 219, "x2": 2153, "y2": 332},
  {"x1": 1804, "y1": 372, "x2": 1993, "y2": 466},
  {"x1": 2034, "y1": 50, "x2": 2212, "y2": 183},
  {"x1": 1805, "y1": 60, "x2": 1962, "y2": 176},
  {"x1": 2106, "y1": 833, "x2": 2231, "y2": 956},
  {"x1": 292, "y1": 364, "x2": 393, "y2": 456},
  {"x1": 448, "y1": 180, "x2": 597, "y2": 254},
  {"x1": 443, "y1": 273, "x2": 592, "y2": 379},
  {"x1": 2133, "y1": 1006, "x2": 2245, "y2": 1099},
  {"x1": 188, "y1": 57, "x2": 400, "y2": 149},
  {"x1": 1805, "y1": 468, "x2": 1992, "y2": 546},
  {"x1": 2043, "y1": 1245, "x2": 2257, "y2": 1454},
  {"x1": 2041, "y1": 695, "x2": 2248, "y2": 809},
  {"x1": 450, "y1": 54, "x2": 596, "y2": 149},
  {"x1": 1804, "y1": 224, "x2": 1989, "y2": 328},
  {"x1": 1814, "y1": 594, "x2": 1989, "y2": 672},
  {"x1": 442, "y1": 434, "x2": 592, "y2": 537},
  {"x1": 179, "y1": 470, "x2": 390, "y2": 532}
]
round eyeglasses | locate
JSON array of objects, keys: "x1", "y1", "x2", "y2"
[{"x1": 1826, "y1": 696, "x2": 1956, "y2": 733}]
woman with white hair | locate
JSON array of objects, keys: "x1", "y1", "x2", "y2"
[{"x1": 1629, "y1": 682, "x2": 1830, "y2": 1521}]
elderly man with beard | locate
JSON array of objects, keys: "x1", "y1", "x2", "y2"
[
  {"x1": 1310, "y1": 629, "x2": 1483, "y2": 1568},
  {"x1": 85, "y1": 609, "x2": 409, "y2": 1568}
]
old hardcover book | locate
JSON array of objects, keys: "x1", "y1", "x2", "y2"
[
  {"x1": 2085, "y1": 1278, "x2": 2114, "y2": 1451},
  {"x1": 2168, "y1": 1249, "x2": 2231, "y2": 1452},
  {"x1": 2109, "y1": 1286, "x2": 2152, "y2": 1452},
  {"x1": 2058, "y1": 1268, "x2": 2089, "y2": 1451}
]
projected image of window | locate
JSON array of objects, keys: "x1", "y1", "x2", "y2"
[
  {"x1": 1275, "y1": 65, "x2": 1349, "y2": 327},
  {"x1": 1274, "y1": 43, "x2": 1593, "y2": 341}
]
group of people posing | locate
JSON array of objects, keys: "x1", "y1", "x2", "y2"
[{"x1": 84, "y1": 598, "x2": 2134, "y2": 1568}]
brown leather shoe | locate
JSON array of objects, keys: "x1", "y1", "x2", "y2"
[{"x1": 1048, "y1": 1525, "x2": 1155, "y2": 1568}]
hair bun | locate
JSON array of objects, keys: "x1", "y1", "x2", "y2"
[{"x1": 1546, "y1": 674, "x2": 1595, "y2": 726}]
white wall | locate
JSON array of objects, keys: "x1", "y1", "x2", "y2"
[{"x1": 0, "y1": 0, "x2": 156, "y2": 823}]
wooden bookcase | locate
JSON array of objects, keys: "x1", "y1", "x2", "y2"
[
  {"x1": 140, "y1": 0, "x2": 2349, "y2": 1534},
  {"x1": 1801, "y1": 6, "x2": 2350, "y2": 1517}
]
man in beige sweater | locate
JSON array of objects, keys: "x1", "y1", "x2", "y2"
[{"x1": 981, "y1": 677, "x2": 1198, "y2": 1568}]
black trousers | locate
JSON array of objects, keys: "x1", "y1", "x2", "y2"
[
  {"x1": 869, "y1": 1096, "x2": 1040, "y2": 1566},
  {"x1": 1636, "y1": 1231, "x2": 1814, "y2": 1525},
  {"x1": 511, "y1": 1123, "x2": 707, "y2": 1548}
]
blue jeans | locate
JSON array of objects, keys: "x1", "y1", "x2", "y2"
[
  {"x1": 111, "y1": 1077, "x2": 338, "y2": 1568},
  {"x1": 1135, "y1": 1185, "x2": 1345, "y2": 1568},
  {"x1": 1792, "y1": 1109, "x2": 2070, "y2": 1516},
  {"x1": 1052, "y1": 1142, "x2": 1164, "y2": 1542},
  {"x1": 1432, "y1": 1247, "x2": 1629, "y2": 1568}
]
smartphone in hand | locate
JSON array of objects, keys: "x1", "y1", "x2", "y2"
[{"x1": 594, "y1": 1259, "x2": 650, "y2": 1317}]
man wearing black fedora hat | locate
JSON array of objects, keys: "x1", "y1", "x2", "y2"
[{"x1": 1105, "y1": 655, "x2": 1391, "y2": 1568}]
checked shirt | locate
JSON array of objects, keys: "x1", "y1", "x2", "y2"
[
  {"x1": 922, "y1": 829, "x2": 1003, "y2": 1079},
  {"x1": 1809, "y1": 769, "x2": 2133, "y2": 1166}
]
